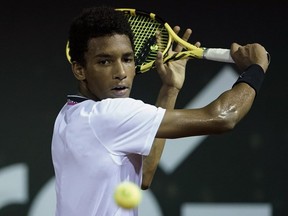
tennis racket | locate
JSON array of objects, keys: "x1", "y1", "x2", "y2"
[
  {"x1": 66, "y1": 8, "x2": 235, "y2": 73},
  {"x1": 117, "y1": 8, "x2": 236, "y2": 73}
]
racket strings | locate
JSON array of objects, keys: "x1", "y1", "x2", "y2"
[
  {"x1": 128, "y1": 16, "x2": 157, "y2": 62},
  {"x1": 125, "y1": 14, "x2": 170, "y2": 71}
]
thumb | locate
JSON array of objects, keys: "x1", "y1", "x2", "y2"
[
  {"x1": 155, "y1": 51, "x2": 165, "y2": 71},
  {"x1": 230, "y1": 42, "x2": 241, "y2": 54}
]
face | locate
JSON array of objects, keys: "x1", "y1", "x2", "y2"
[{"x1": 72, "y1": 34, "x2": 136, "y2": 100}]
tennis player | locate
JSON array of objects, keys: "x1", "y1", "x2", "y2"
[{"x1": 51, "y1": 6, "x2": 270, "y2": 216}]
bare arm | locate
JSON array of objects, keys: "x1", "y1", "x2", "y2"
[
  {"x1": 141, "y1": 26, "x2": 193, "y2": 190},
  {"x1": 142, "y1": 41, "x2": 270, "y2": 189},
  {"x1": 157, "y1": 42, "x2": 270, "y2": 138},
  {"x1": 141, "y1": 86, "x2": 179, "y2": 189},
  {"x1": 157, "y1": 82, "x2": 255, "y2": 138}
]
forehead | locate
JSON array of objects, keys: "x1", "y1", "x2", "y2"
[{"x1": 87, "y1": 34, "x2": 133, "y2": 55}]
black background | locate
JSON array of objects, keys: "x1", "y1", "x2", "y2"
[{"x1": 0, "y1": 0, "x2": 287, "y2": 215}]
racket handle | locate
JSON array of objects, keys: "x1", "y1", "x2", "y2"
[{"x1": 203, "y1": 48, "x2": 234, "y2": 63}]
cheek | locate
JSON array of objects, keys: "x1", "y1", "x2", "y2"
[
  {"x1": 129, "y1": 69, "x2": 136, "y2": 78},
  {"x1": 86, "y1": 67, "x2": 109, "y2": 81},
  {"x1": 126, "y1": 65, "x2": 136, "y2": 77},
  {"x1": 84, "y1": 71, "x2": 106, "y2": 89}
]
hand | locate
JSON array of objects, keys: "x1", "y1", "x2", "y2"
[
  {"x1": 230, "y1": 43, "x2": 270, "y2": 73},
  {"x1": 155, "y1": 26, "x2": 200, "y2": 90}
]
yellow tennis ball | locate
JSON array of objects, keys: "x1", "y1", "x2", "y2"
[{"x1": 114, "y1": 181, "x2": 142, "y2": 209}]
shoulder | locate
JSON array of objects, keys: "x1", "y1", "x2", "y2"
[
  {"x1": 93, "y1": 98, "x2": 165, "y2": 119},
  {"x1": 97, "y1": 98, "x2": 147, "y2": 110}
]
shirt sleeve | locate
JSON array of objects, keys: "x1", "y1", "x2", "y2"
[{"x1": 89, "y1": 98, "x2": 166, "y2": 156}]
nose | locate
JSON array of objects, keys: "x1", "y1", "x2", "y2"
[{"x1": 113, "y1": 62, "x2": 127, "y2": 80}]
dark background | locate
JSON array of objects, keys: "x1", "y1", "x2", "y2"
[{"x1": 1, "y1": 0, "x2": 287, "y2": 216}]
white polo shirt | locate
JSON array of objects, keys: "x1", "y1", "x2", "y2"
[{"x1": 51, "y1": 95, "x2": 165, "y2": 216}]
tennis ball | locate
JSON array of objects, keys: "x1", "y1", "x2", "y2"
[{"x1": 114, "y1": 181, "x2": 142, "y2": 209}]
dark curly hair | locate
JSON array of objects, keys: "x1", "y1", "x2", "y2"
[{"x1": 68, "y1": 6, "x2": 135, "y2": 66}]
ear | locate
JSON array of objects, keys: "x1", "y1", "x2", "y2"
[{"x1": 71, "y1": 61, "x2": 86, "y2": 81}]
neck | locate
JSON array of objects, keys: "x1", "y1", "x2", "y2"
[{"x1": 78, "y1": 82, "x2": 100, "y2": 101}]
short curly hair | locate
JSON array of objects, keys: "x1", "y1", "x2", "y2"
[{"x1": 68, "y1": 6, "x2": 135, "y2": 66}]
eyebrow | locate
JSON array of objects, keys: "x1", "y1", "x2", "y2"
[{"x1": 93, "y1": 51, "x2": 134, "y2": 58}]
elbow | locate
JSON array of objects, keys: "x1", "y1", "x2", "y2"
[
  {"x1": 211, "y1": 104, "x2": 243, "y2": 133},
  {"x1": 214, "y1": 115, "x2": 239, "y2": 133},
  {"x1": 221, "y1": 118, "x2": 237, "y2": 132},
  {"x1": 141, "y1": 184, "x2": 150, "y2": 190},
  {"x1": 141, "y1": 169, "x2": 155, "y2": 190},
  {"x1": 141, "y1": 178, "x2": 151, "y2": 190}
]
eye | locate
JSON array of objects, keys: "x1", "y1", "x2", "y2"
[
  {"x1": 98, "y1": 59, "x2": 110, "y2": 65},
  {"x1": 123, "y1": 54, "x2": 135, "y2": 63},
  {"x1": 125, "y1": 57, "x2": 134, "y2": 63}
]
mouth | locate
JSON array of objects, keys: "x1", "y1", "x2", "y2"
[
  {"x1": 111, "y1": 85, "x2": 129, "y2": 97},
  {"x1": 112, "y1": 85, "x2": 127, "y2": 90}
]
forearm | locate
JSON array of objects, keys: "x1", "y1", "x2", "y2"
[
  {"x1": 156, "y1": 82, "x2": 258, "y2": 139},
  {"x1": 205, "y1": 82, "x2": 256, "y2": 132},
  {"x1": 158, "y1": 63, "x2": 265, "y2": 138},
  {"x1": 142, "y1": 85, "x2": 179, "y2": 189},
  {"x1": 208, "y1": 64, "x2": 265, "y2": 131}
]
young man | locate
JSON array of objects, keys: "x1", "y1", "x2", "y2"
[{"x1": 51, "y1": 6, "x2": 270, "y2": 216}]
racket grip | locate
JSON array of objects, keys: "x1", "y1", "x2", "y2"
[{"x1": 203, "y1": 48, "x2": 234, "y2": 63}]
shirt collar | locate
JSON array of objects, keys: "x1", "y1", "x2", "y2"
[{"x1": 67, "y1": 95, "x2": 88, "y2": 105}]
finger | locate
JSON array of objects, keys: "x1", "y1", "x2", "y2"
[
  {"x1": 169, "y1": 26, "x2": 181, "y2": 52},
  {"x1": 155, "y1": 51, "x2": 165, "y2": 72},
  {"x1": 230, "y1": 42, "x2": 241, "y2": 54},
  {"x1": 171, "y1": 26, "x2": 180, "y2": 45},
  {"x1": 173, "y1": 26, "x2": 181, "y2": 35},
  {"x1": 174, "y1": 28, "x2": 192, "y2": 53},
  {"x1": 156, "y1": 30, "x2": 161, "y2": 48},
  {"x1": 194, "y1": 41, "x2": 201, "y2": 48}
]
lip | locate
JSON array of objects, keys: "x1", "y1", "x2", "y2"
[{"x1": 111, "y1": 85, "x2": 130, "y2": 97}]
